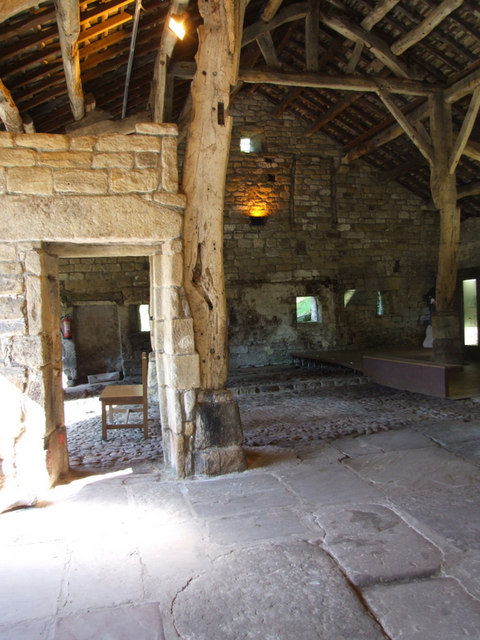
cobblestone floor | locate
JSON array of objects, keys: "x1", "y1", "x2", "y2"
[{"x1": 64, "y1": 366, "x2": 480, "y2": 474}]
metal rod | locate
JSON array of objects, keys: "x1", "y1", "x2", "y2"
[{"x1": 122, "y1": 0, "x2": 142, "y2": 119}]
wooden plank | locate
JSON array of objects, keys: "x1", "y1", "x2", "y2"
[
  {"x1": 448, "y1": 86, "x2": 480, "y2": 173},
  {"x1": 391, "y1": 0, "x2": 464, "y2": 56},
  {"x1": 54, "y1": 0, "x2": 84, "y2": 120}
]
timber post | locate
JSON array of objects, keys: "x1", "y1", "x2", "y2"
[
  {"x1": 182, "y1": 0, "x2": 248, "y2": 475},
  {"x1": 429, "y1": 92, "x2": 463, "y2": 363}
]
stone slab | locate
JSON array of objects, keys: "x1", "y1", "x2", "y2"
[
  {"x1": 278, "y1": 463, "x2": 384, "y2": 506},
  {"x1": 184, "y1": 473, "x2": 296, "y2": 518},
  {"x1": 318, "y1": 504, "x2": 441, "y2": 587},
  {"x1": 343, "y1": 447, "x2": 480, "y2": 497},
  {"x1": 54, "y1": 603, "x2": 165, "y2": 640},
  {"x1": 413, "y1": 419, "x2": 480, "y2": 445},
  {"x1": 364, "y1": 577, "x2": 480, "y2": 640},
  {"x1": 0, "y1": 541, "x2": 66, "y2": 625},
  {"x1": 446, "y1": 439, "x2": 480, "y2": 467},
  {"x1": 172, "y1": 541, "x2": 386, "y2": 640},
  {"x1": 0, "y1": 618, "x2": 52, "y2": 640},
  {"x1": 332, "y1": 428, "x2": 435, "y2": 457},
  {"x1": 205, "y1": 507, "x2": 314, "y2": 546},
  {"x1": 393, "y1": 485, "x2": 480, "y2": 553}
]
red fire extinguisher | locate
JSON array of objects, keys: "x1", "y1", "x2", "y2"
[{"x1": 61, "y1": 316, "x2": 72, "y2": 339}]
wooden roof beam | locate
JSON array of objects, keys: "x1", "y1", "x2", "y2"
[
  {"x1": 458, "y1": 181, "x2": 480, "y2": 199},
  {"x1": 347, "y1": 0, "x2": 401, "y2": 74},
  {"x1": 0, "y1": 0, "x2": 40, "y2": 23},
  {"x1": 391, "y1": 0, "x2": 465, "y2": 56},
  {"x1": 54, "y1": 0, "x2": 84, "y2": 121},
  {"x1": 317, "y1": 10, "x2": 411, "y2": 79},
  {"x1": 377, "y1": 88, "x2": 433, "y2": 164},
  {"x1": 150, "y1": 0, "x2": 189, "y2": 123},
  {"x1": 238, "y1": 68, "x2": 440, "y2": 96},
  {"x1": 242, "y1": 3, "x2": 307, "y2": 46},
  {"x1": 449, "y1": 86, "x2": 480, "y2": 173},
  {"x1": 0, "y1": 78, "x2": 24, "y2": 132},
  {"x1": 305, "y1": 0, "x2": 319, "y2": 71},
  {"x1": 261, "y1": 0, "x2": 284, "y2": 22}
]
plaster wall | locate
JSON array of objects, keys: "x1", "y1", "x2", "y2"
[
  {"x1": 0, "y1": 124, "x2": 199, "y2": 506},
  {"x1": 224, "y1": 94, "x2": 440, "y2": 367}
]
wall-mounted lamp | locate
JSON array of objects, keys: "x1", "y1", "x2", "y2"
[
  {"x1": 249, "y1": 203, "x2": 268, "y2": 226},
  {"x1": 168, "y1": 14, "x2": 187, "y2": 40}
]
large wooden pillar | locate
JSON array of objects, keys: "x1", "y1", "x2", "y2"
[
  {"x1": 182, "y1": 0, "x2": 247, "y2": 475},
  {"x1": 429, "y1": 92, "x2": 462, "y2": 362}
]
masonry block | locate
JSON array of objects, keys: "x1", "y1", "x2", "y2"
[
  {"x1": 110, "y1": 168, "x2": 159, "y2": 193},
  {"x1": 7, "y1": 167, "x2": 53, "y2": 195},
  {"x1": 92, "y1": 152, "x2": 134, "y2": 169},
  {"x1": 164, "y1": 353, "x2": 200, "y2": 390},
  {"x1": 96, "y1": 134, "x2": 161, "y2": 153},
  {"x1": 16, "y1": 134, "x2": 69, "y2": 151},
  {"x1": 54, "y1": 169, "x2": 108, "y2": 193},
  {"x1": 164, "y1": 318, "x2": 195, "y2": 355}
]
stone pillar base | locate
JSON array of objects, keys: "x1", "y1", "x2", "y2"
[
  {"x1": 193, "y1": 389, "x2": 247, "y2": 476},
  {"x1": 432, "y1": 311, "x2": 464, "y2": 364}
]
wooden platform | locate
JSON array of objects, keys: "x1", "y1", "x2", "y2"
[{"x1": 291, "y1": 349, "x2": 480, "y2": 399}]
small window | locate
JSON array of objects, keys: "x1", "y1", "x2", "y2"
[
  {"x1": 240, "y1": 133, "x2": 263, "y2": 153},
  {"x1": 296, "y1": 296, "x2": 321, "y2": 323},
  {"x1": 376, "y1": 291, "x2": 384, "y2": 317},
  {"x1": 139, "y1": 304, "x2": 150, "y2": 332},
  {"x1": 344, "y1": 289, "x2": 356, "y2": 307},
  {"x1": 240, "y1": 137, "x2": 252, "y2": 153}
]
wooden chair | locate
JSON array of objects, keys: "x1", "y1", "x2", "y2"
[{"x1": 99, "y1": 352, "x2": 148, "y2": 440}]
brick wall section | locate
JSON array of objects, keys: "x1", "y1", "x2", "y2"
[{"x1": 224, "y1": 94, "x2": 439, "y2": 367}]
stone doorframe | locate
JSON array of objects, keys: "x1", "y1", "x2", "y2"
[{"x1": 0, "y1": 126, "x2": 201, "y2": 507}]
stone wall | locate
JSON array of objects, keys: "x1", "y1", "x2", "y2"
[
  {"x1": 59, "y1": 256, "x2": 150, "y2": 382},
  {"x1": 224, "y1": 94, "x2": 439, "y2": 367},
  {"x1": 0, "y1": 124, "x2": 200, "y2": 506}
]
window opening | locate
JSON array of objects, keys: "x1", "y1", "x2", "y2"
[
  {"x1": 296, "y1": 296, "x2": 321, "y2": 323},
  {"x1": 344, "y1": 289, "x2": 356, "y2": 307},
  {"x1": 463, "y1": 278, "x2": 478, "y2": 346},
  {"x1": 376, "y1": 291, "x2": 384, "y2": 316},
  {"x1": 240, "y1": 137, "x2": 252, "y2": 153},
  {"x1": 139, "y1": 304, "x2": 150, "y2": 332}
]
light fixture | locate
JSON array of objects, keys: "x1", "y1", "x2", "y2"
[
  {"x1": 168, "y1": 14, "x2": 186, "y2": 40},
  {"x1": 249, "y1": 203, "x2": 268, "y2": 226}
]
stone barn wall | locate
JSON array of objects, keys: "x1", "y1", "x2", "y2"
[
  {"x1": 59, "y1": 256, "x2": 150, "y2": 383},
  {"x1": 0, "y1": 124, "x2": 199, "y2": 507},
  {"x1": 224, "y1": 94, "x2": 440, "y2": 367}
]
